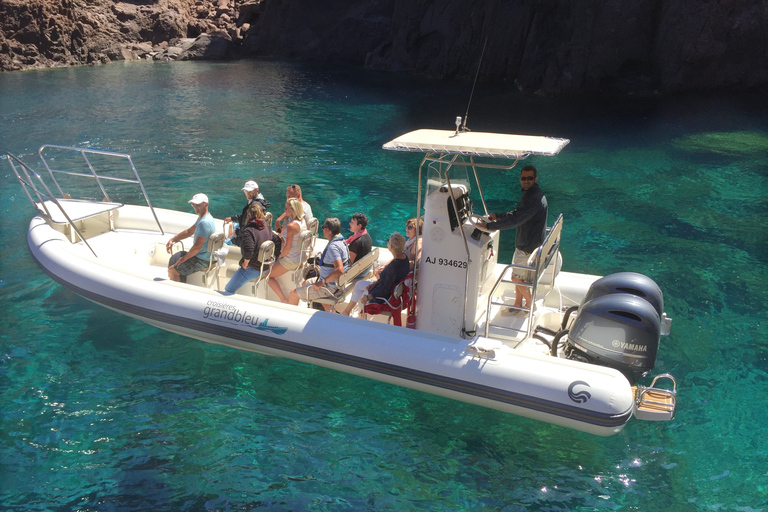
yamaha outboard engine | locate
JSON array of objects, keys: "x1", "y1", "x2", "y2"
[
  {"x1": 580, "y1": 272, "x2": 665, "y2": 318},
  {"x1": 563, "y1": 273, "x2": 667, "y2": 384}
]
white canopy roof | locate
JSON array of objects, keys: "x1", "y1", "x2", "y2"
[{"x1": 383, "y1": 129, "x2": 569, "y2": 159}]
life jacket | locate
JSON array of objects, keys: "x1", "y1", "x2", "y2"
[{"x1": 320, "y1": 234, "x2": 350, "y2": 270}]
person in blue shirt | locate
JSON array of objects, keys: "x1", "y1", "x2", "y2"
[
  {"x1": 166, "y1": 193, "x2": 217, "y2": 283},
  {"x1": 289, "y1": 217, "x2": 349, "y2": 306}
]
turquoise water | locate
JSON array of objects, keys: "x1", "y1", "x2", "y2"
[{"x1": 1, "y1": 61, "x2": 767, "y2": 511}]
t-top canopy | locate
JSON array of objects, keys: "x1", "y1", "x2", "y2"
[{"x1": 383, "y1": 129, "x2": 570, "y2": 159}]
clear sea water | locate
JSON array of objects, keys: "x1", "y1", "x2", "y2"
[{"x1": 1, "y1": 61, "x2": 767, "y2": 511}]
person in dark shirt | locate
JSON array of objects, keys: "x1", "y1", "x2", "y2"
[
  {"x1": 479, "y1": 165, "x2": 548, "y2": 308},
  {"x1": 225, "y1": 180, "x2": 271, "y2": 246},
  {"x1": 346, "y1": 212, "x2": 372, "y2": 263},
  {"x1": 223, "y1": 203, "x2": 273, "y2": 294},
  {"x1": 341, "y1": 232, "x2": 409, "y2": 316}
]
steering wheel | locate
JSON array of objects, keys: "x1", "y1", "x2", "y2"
[{"x1": 469, "y1": 214, "x2": 494, "y2": 233}]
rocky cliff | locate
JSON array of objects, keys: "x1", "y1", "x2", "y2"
[{"x1": 2, "y1": 0, "x2": 767, "y2": 96}]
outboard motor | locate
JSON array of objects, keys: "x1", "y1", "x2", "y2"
[
  {"x1": 561, "y1": 272, "x2": 670, "y2": 384},
  {"x1": 564, "y1": 294, "x2": 661, "y2": 384},
  {"x1": 580, "y1": 272, "x2": 665, "y2": 318}
]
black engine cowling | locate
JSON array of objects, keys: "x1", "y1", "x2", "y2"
[{"x1": 563, "y1": 273, "x2": 664, "y2": 384}]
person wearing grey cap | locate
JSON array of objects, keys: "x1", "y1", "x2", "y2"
[
  {"x1": 225, "y1": 180, "x2": 271, "y2": 246},
  {"x1": 166, "y1": 193, "x2": 217, "y2": 282}
]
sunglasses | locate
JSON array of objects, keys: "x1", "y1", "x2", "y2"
[{"x1": 520, "y1": 176, "x2": 535, "y2": 181}]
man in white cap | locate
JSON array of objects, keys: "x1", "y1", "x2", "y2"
[
  {"x1": 224, "y1": 180, "x2": 271, "y2": 246},
  {"x1": 166, "y1": 193, "x2": 217, "y2": 282}
]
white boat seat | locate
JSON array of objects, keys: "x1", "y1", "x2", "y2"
[
  {"x1": 248, "y1": 239, "x2": 276, "y2": 296},
  {"x1": 187, "y1": 232, "x2": 226, "y2": 289},
  {"x1": 221, "y1": 239, "x2": 276, "y2": 297},
  {"x1": 313, "y1": 247, "x2": 379, "y2": 308},
  {"x1": 306, "y1": 217, "x2": 319, "y2": 251},
  {"x1": 36, "y1": 199, "x2": 122, "y2": 224},
  {"x1": 292, "y1": 229, "x2": 315, "y2": 288},
  {"x1": 485, "y1": 214, "x2": 564, "y2": 340}
]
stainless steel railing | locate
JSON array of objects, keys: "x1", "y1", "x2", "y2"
[{"x1": 6, "y1": 145, "x2": 165, "y2": 257}]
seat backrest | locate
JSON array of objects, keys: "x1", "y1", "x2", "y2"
[
  {"x1": 338, "y1": 247, "x2": 379, "y2": 288},
  {"x1": 527, "y1": 214, "x2": 563, "y2": 286},
  {"x1": 389, "y1": 271, "x2": 414, "y2": 306},
  {"x1": 306, "y1": 217, "x2": 319, "y2": 250},
  {"x1": 306, "y1": 216, "x2": 319, "y2": 235},
  {"x1": 257, "y1": 240, "x2": 275, "y2": 270},
  {"x1": 205, "y1": 232, "x2": 226, "y2": 269},
  {"x1": 248, "y1": 239, "x2": 275, "y2": 295},
  {"x1": 293, "y1": 229, "x2": 315, "y2": 286},
  {"x1": 201, "y1": 232, "x2": 226, "y2": 289},
  {"x1": 265, "y1": 211, "x2": 273, "y2": 230}
]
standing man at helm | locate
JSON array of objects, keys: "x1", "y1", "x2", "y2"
[
  {"x1": 166, "y1": 193, "x2": 217, "y2": 282},
  {"x1": 478, "y1": 165, "x2": 548, "y2": 309}
]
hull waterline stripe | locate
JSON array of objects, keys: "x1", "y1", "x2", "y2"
[{"x1": 32, "y1": 252, "x2": 632, "y2": 429}]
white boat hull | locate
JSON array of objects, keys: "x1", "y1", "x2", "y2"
[{"x1": 28, "y1": 208, "x2": 636, "y2": 436}]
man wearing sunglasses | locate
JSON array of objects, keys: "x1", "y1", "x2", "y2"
[{"x1": 479, "y1": 165, "x2": 548, "y2": 308}]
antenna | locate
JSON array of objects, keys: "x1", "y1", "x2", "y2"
[{"x1": 461, "y1": 36, "x2": 488, "y2": 133}]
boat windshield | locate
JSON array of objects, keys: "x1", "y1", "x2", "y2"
[{"x1": 425, "y1": 156, "x2": 472, "y2": 198}]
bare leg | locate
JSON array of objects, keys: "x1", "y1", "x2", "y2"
[
  {"x1": 168, "y1": 266, "x2": 181, "y2": 282},
  {"x1": 287, "y1": 288, "x2": 300, "y2": 306},
  {"x1": 515, "y1": 283, "x2": 531, "y2": 308},
  {"x1": 341, "y1": 300, "x2": 358, "y2": 316},
  {"x1": 268, "y1": 262, "x2": 291, "y2": 303},
  {"x1": 510, "y1": 277, "x2": 531, "y2": 307}
]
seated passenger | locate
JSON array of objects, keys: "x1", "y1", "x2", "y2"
[
  {"x1": 289, "y1": 217, "x2": 350, "y2": 306},
  {"x1": 341, "y1": 232, "x2": 409, "y2": 316},
  {"x1": 224, "y1": 180, "x2": 271, "y2": 246},
  {"x1": 223, "y1": 203, "x2": 273, "y2": 294},
  {"x1": 166, "y1": 193, "x2": 216, "y2": 282},
  {"x1": 404, "y1": 217, "x2": 423, "y2": 269},
  {"x1": 346, "y1": 212, "x2": 372, "y2": 263},
  {"x1": 268, "y1": 198, "x2": 307, "y2": 303},
  {"x1": 275, "y1": 184, "x2": 313, "y2": 229}
]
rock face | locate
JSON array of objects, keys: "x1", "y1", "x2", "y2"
[
  {"x1": 243, "y1": 0, "x2": 768, "y2": 95},
  {"x1": 1, "y1": 0, "x2": 767, "y2": 96},
  {"x1": 0, "y1": 0, "x2": 246, "y2": 69}
]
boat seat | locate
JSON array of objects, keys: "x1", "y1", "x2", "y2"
[
  {"x1": 313, "y1": 247, "x2": 380, "y2": 310},
  {"x1": 250, "y1": 240, "x2": 276, "y2": 296},
  {"x1": 306, "y1": 217, "x2": 319, "y2": 251},
  {"x1": 186, "y1": 232, "x2": 226, "y2": 289},
  {"x1": 219, "y1": 240, "x2": 275, "y2": 298},
  {"x1": 363, "y1": 271, "x2": 414, "y2": 326},
  {"x1": 292, "y1": 229, "x2": 316, "y2": 287},
  {"x1": 484, "y1": 214, "x2": 564, "y2": 340}
]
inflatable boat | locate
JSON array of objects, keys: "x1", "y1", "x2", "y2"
[{"x1": 7, "y1": 123, "x2": 678, "y2": 436}]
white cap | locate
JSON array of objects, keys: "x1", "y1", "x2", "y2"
[
  {"x1": 188, "y1": 193, "x2": 209, "y2": 205},
  {"x1": 242, "y1": 180, "x2": 259, "y2": 192}
]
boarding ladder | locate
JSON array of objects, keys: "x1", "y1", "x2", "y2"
[{"x1": 633, "y1": 374, "x2": 677, "y2": 421}]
